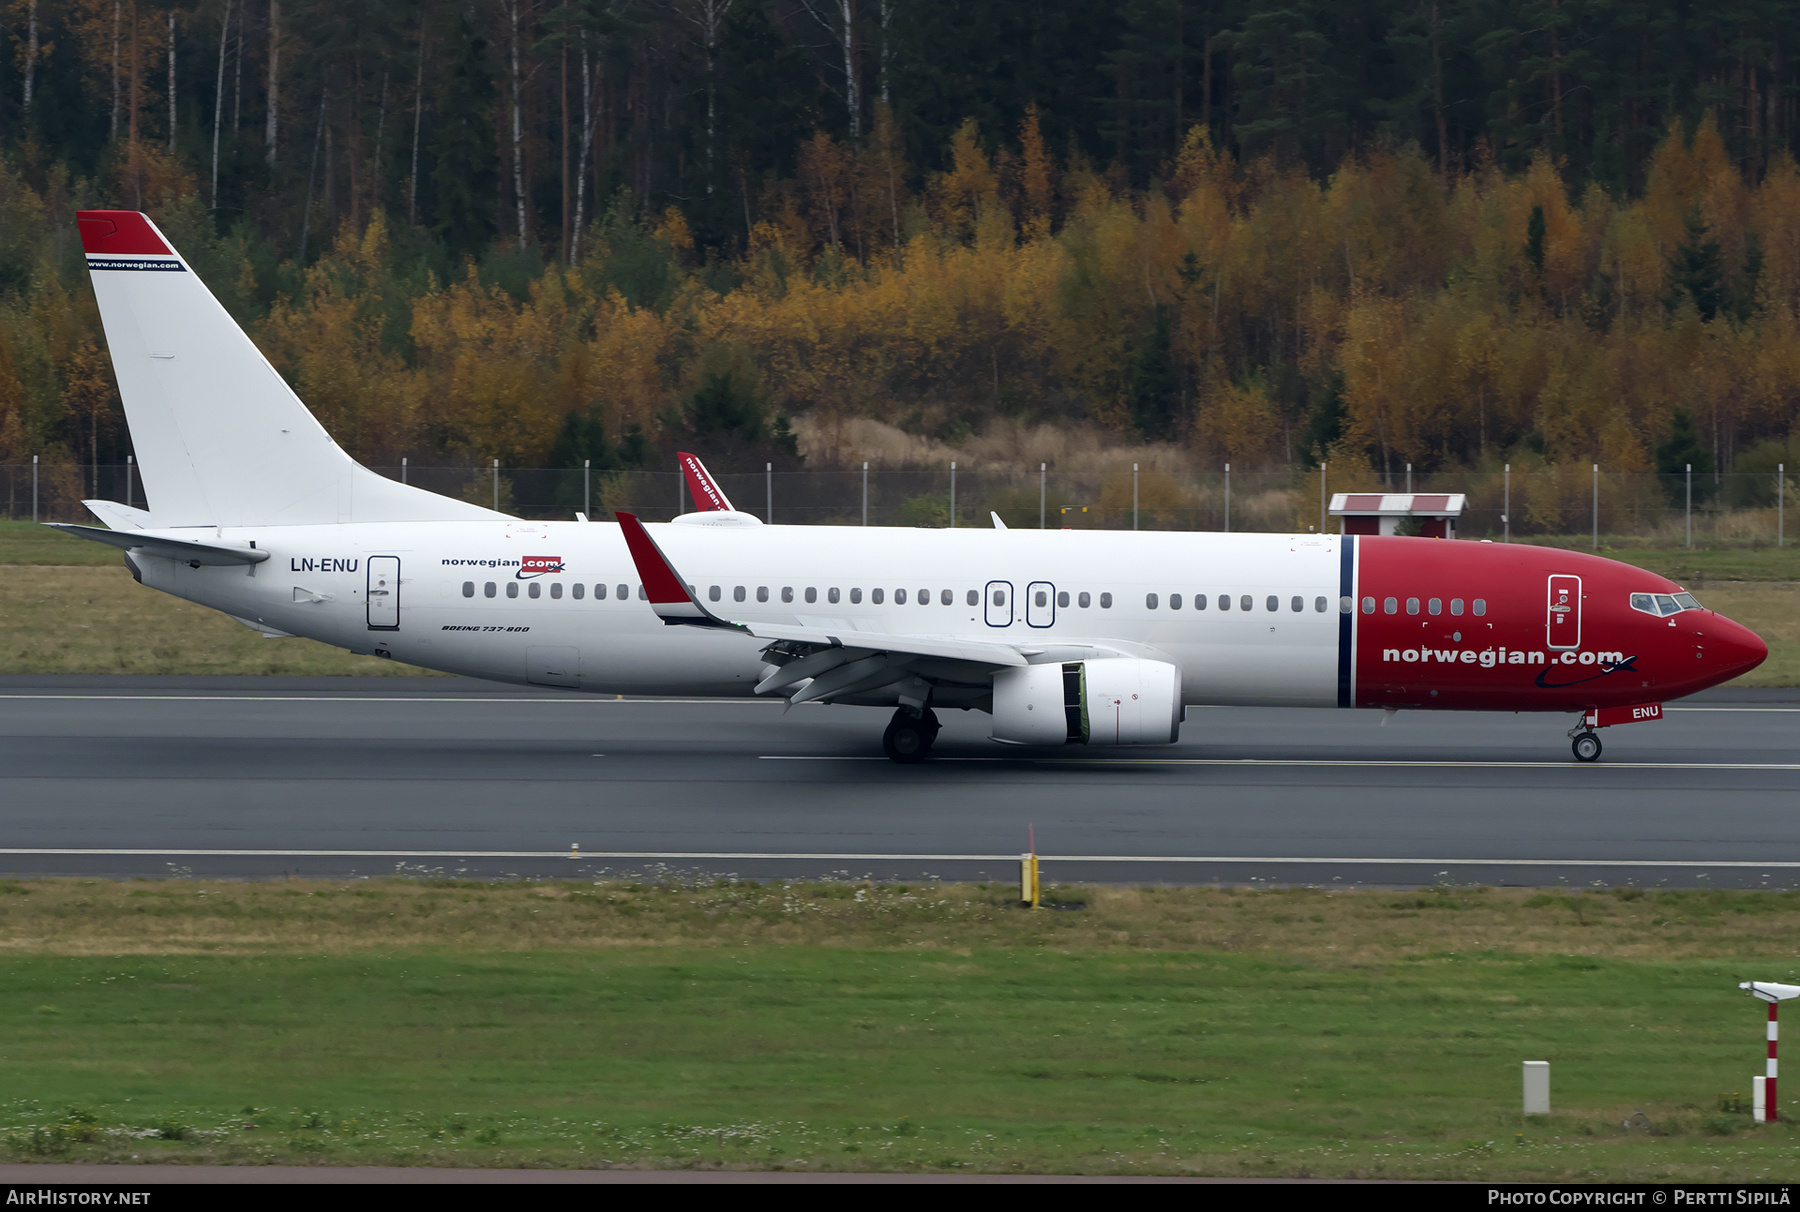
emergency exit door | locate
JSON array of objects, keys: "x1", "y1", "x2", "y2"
[
  {"x1": 367, "y1": 556, "x2": 400, "y2": 630},
  {"x1": 1546, "y1": 574, "x2": 1580, "y2": 650}
]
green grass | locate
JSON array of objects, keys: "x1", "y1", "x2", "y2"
[
  {"x1": 3, "y1": 878, "x2": 1800, "y2": 1177},
  {"x1": 0, "y1": 520, "x2": 121, "y2": 566},
  {"x1": 1522, "y1": 536, "x2": 1800, "y2": 583}
]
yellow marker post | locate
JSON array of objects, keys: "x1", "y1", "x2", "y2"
[{"x1": 570, "y1": 842, "x2": 580, "y2": 859}]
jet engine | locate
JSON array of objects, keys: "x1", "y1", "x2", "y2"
[{"x1": 991, "y1": 658, "x2": 1182, "y2": 746}]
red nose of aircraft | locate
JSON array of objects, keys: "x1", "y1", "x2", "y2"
[{"x1": 1699, "y1": 611, "x2": 1769, "y2": 686}]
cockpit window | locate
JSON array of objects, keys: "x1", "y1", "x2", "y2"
[{"x1": 1630, "y1": 591, "x2": 1703, "y2": 617}]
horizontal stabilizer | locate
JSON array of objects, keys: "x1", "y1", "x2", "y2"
[
  {"x1": 44, "y1": 523, "x2": 270, "y2": 567},
  {"x1": 83, "y1": 499, "x2": 154, "y2": 531}
]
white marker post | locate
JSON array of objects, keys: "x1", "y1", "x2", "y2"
[
  {"x1": 1523, "y1": 1061, "x2": 1550, "y2": 1114},
  {"x1": 1740, "y1": 982, "x2": 1800, "y2": 1122}
]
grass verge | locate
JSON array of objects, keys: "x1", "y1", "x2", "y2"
[{"x1": 2, "y1": 877, "x2": 1798, "y2": 1177}]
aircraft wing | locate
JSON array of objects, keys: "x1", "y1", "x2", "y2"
[
  {"x1": 614, "y1": 510, "x2": 1027, "y2": 704},
  {"x1": 44, "y1": 523, "x2": 270, "y2": 566}
]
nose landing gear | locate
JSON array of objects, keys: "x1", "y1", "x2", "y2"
[
  {"x1": 883, "y1": 707, "x2": 941, "y2": 763},
  {"x1": 1570, "y1": 730, "x2": 1602, "y2": 763}
]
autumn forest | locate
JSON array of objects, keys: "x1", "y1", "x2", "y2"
[{"x1": 4, "y1": 1, "x2": 1800, "y2": 530}]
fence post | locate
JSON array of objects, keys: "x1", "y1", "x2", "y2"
[
  {"x1": 950, "y1": 461, "x2": 956, "y2": 528},
  {"x1": 1406, "y1": 462, "x2": 1412, "y2": 494},
  {"x1": 862, "y1": 461, "x2": 868, "y2": 526},
  {"x1": 126, "y1": 454, "x2": 134, "y2": 510},
  {"x1": 492, "y1": 458, "x2": 499, "y2": 512},
  {"x1": 32, "y1": 454, "x2": 38, "y2": 523},
  {"x1": 1592, "y1": 463, "x2": 1599, "y2": 550},
  {"x1": 583, "y1": 458, "x2": 590, "y2": 519},
  {"x1": 1039, "y1": 463, "x2": 1046, "y2": 529},
  {"x1": 1133, "y1": 463, "x2": 1139, "y2": 531},
  {"x1": 1504, "y1": 462, "x2": 1510, "y2": 542},
  {"x1": 401, "y1": 456, "x2": 408, "y2": 485},
  {"x1": 1224, "y1": 462, "x2": 1231, "y2": 533},
  {"x1": 1781, "y1": 464, "x2": 1785, "y2": 549},
  {"x1": 766, "y1": 462, "x2": 773, "y2": 524},
  {"x1": 1687, "y1": 463, "x2": 1693, "y2": 548}
]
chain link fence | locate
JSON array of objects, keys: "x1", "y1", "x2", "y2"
[{"x1": 5, "y1": 459, "x2": 1794, "y2": 546}]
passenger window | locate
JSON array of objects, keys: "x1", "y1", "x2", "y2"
[
  {"x1": 1220, "y1": 594, "x2": 1231, "y2": 612},
  {"x1": 462, "y1": 581, "x2": 474, "y2": 598},
  {"x1": 507, "y1": 582, "x2": 520, "y2": 599},
  {"x1": 1450, "y1": 598, "x2": 1463, "y2": 616},
  {"x1": 1099, "y1": 592, "x2": 1113, "y2": 608},
  {"x1": 828, "y1": 587, "x2": 840, "y2": 604},
  {"x1": 1406, "y1": 597, "x2": 1419, "y2": 615},
  {"x1": 991, "y1": 589, "x2": 1005, "y2": 606},
  {"x1": 485, "y1": 582, "x2": 496, "y2": 598},
  {"x1": 1428, "y1": 598, "x2": 1441, "y2": 615},
  {"x1": 1292, "y1": 596, "x2": 1303, "y2": 612},
  {"x1": 966, "y1": 590, "x2": 979, "y2": 606},
  {"x1": 636, "y1": 585, "x2": 646, "y2": 601},
  {"x1": 1361, "y1": 596, "x2": 1373, "y2": 613},
  {"x1": 805, "y1": 587, "x2": 818, "y2": 604},
  {"x1": 1195, "y1": 594, "x2": 1207, "y2": 610},
  {"x1": 709, "y1": 585, "x2": 722, "y2": 602},
  {"x1": 1472, "y1": 598, "x2": 1486, "y2": 616},
  {"x1": 757, "y1": 586, "x2": 769, "y2": 603},
  {"x1": 1146, "y1": 593, "x2": 1159, "y2": 609},
  {"x1": 1170, "y1": 593, "x2": 1182, "y2": 610},
  {"x1": 940, "y1": 589, "x2": 952, "y2": 605},
  {"x1": 551, "y1": 582, "x2": 563, "y2": 600},
  {"x1": 1241, "y1": 595, "x2": 1253, "y2": 611},
  {"x1": 734, "y1": 586, "x2": 746, "y2": 602},
  {"x1": 850, "y1": 588, "x2": 862, "y2": 604},
  {"x1": 1315, "y1": 597, "x2": 1327, "y2": 612},
  {"x1": 620, "y1": 584, "x2": 633, "y2": 600},
  {"x1": 781, "y1": 587, "x2": 794, "y2": 603},
  {"x1": 1057, "y1": 591, "x2": 1070, "y2": 608},
  {"x1": 896, "y1": 588, "x2": 908, "y2": 604},
  {"x1": 921, "y1": 589, "x2": 931, "y2": 605},
  {"x1": 594, "y1": 583, "x2": 607, "y2": 600},
  {"x1": 573, "y1": 583, "x2": 584, "y2": 600},
  {"x1": 1078, "y1": 592, "x2": 1091, "y2": 608},
  {"x1": 1035, "y1": 589, "x2": 1049, "y2": 607},
  {"x1": 1383, "y1": 597, "x2": 1397, "y2": 614},
  {"x1": 528, "y1": 582, "x2": 541, "y2": 599},
  {"x1": 871, "y1": 588, "x2": 884, "y2": 604}
]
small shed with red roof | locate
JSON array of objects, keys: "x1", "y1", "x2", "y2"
[{"x1": 1328, "y1": 493, "x2": 1466, "y2": 539}]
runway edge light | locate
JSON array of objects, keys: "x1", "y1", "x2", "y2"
[{"x1": 1739, "y1": 982, "x2": 1800, "y2": 1122}]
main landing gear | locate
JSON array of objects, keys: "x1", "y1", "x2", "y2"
[
  {"x1": 883, "y1": 707, "x2": 941, "y2": 763},
  {"x1": 1571, "y1": 730, "x2": 1603, "y2": 763}
]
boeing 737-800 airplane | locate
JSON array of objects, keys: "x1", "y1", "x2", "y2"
[{"x1": 56, "y1": 210, "x2": 1767, "y2": 762}]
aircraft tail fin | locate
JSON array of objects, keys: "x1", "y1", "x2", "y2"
[
  {"x1": 78, "y1": 210, "x2": 504, "y2": 528},
  {"x1": 678, "y1": 451, "x2": 735, "y2": 512}
]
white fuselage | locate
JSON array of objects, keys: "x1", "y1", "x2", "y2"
[{"x1": 137, "y1": 520, "x2": 1345, "y2": 706}]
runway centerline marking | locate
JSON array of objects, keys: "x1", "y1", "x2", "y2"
[
  {"x1": 2, "y1": 849, "x2": 1799, "y2": 869},
  {"x1": 759, "y1": 756, "x2": 1800, "y2": 770}
]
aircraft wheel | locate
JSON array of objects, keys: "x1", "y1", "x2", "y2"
[
  {"x1": 883, "y1": 710, "x2": 935, "y2": 764},
  {"x1": 1571, "y1": 731, "x2": 1602, "y2": 763}
]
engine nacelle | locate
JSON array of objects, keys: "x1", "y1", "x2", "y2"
[{"x1": 991, "y1": 658, "x2": 1182, "y2": 746}]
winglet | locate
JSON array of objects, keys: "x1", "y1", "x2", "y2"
[
  {"x1": 614, "y1": 511, "x2": 741, "y2": 629},
  {"x1": 678, "y1": 452, "x2": 734, "y2": 512}
]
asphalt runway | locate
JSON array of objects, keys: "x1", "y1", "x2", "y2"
[{"x1": 1, "y1": 675, "x2": 1796, "y2": 888}]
